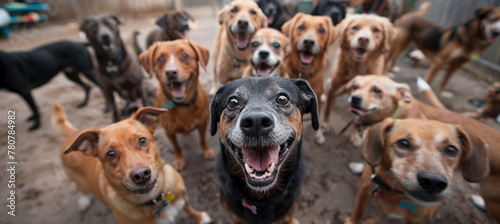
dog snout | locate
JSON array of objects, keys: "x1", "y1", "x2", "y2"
[
  {"x1": 417, "y1": 171, "x2": 448, "y2": 194},
  {"x1": 240, "y1": 111, "x2": 275, "y2": 136},
  {"x1": 492, "y1": 30, "x2": 500, "y2": 37},
  {"x1": 101, "y1": 34, "x2": 111, "y2": 43},
  {"x1": 181, "y1": 22, "x2": 189, "y2": 30},
  {"x1": 303, "y1": 38, "x2": 316, "y2": 49},
  {"x1": 238, "y1": 18, "x2": 249, "y2": 30},
  {"x1": 165, "y1": 67, "x2": 178, "y2": 78},
  {"x1": 130, "y1": 167, "x2": 152, "y2": 185},
  {"x1": 351, "y1": 95, "x2": 362, "y2": 107},
  {"x1": 258, "y1": 50, "x2": 270, "y2": 60},
  {"x1": 358, "y1": 37, "x2": 369, "y2": 46}
]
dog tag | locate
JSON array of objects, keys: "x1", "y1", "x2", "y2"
[
  {"x1": 105, "y1": 65, "x2": 119, "y2": 73},
  {"x1": 398, "y1": 199, "x2": 418, "y2": 212},
  {"x1": 153, "y1": 192, "x2": 175, "y2": 218}
]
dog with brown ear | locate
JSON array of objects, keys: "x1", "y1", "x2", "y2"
[
  {"x1": 53, "y1": 104, "x2": 211, "y2": 224},
  {"x1": 346, "y1": 118, "x2": 489, "y2": 224},
  {"x1": 139, "y1": 39, "x2": 214, "y2": 170}
]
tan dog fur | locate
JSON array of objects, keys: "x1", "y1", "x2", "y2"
[
  {"x1": 346, "y1": 118, "x2": 489, "y2": 224},
  {"x1": 139, "y1": 40, "x2": 214, "y2": 170},
  {"x1": 210, "y1": 0, "x2": 268, "y2": 95},
  {"x1": 464, "y1": 82, "x2": 500, "y2": 122},
  {"x1": 53, "y1": 104, "x2": 211, "y2": 224}
]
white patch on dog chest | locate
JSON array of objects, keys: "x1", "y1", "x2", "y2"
[
  {"x1": 449, "y1": 49, "x2": 463, "y2": 59},
  {"x1": 157, "y1": 199, "x2": 185, "y2": 224}
]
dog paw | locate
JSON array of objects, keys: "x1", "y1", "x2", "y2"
[
  {"x1": 203, "y1": 149, "x2": 215, "y2": 160},
  {"x1": 320, "y1": 122, "x2": 331, "y2": 133},
  {"x1": 469, "y1": 194, "x2": 486, "y2": 210},
  {"x1": 440, "y1": 91, "x2": 454, "y2": 98},
  {"x1": 348, "y1": 162, "x2": 365, "y2": 174},
  {"x1": 173, "y1": 158, "x2": 185, "y2": 170},
  {"x1": 314, "y1": 130, "x2": 325, "y2": 145},
  {"x1": 77, "y1": 194, "x2": 91, "y2": 211},
  {"x1": 199, "y1": 212, "x2": 212, "y2": 224}
]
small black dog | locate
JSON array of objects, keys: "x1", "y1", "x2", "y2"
[
  {"x1": 210, "y1": 77, "x2": 319, "y2": 223},
  {"x1": 258, "y1": 0, "x2": 288, "y2": 31},
  {"x1": 0, "y1": 41, "x2": 101, "y2": 131},
  {"x1": 311, "y1": 0, "x2": 346, "y2": 25}
]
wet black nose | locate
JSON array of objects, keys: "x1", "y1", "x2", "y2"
[
  {"x1": 182, "y1": 23, "x2": 189, "y2": 30},
  {"x1": 417, "y1": 172, "x2": 448, "y2": 194},
  {"x1": 351, "y1": 95, "x2": 362, "y2": 107},
  {"x1": 238, "y1": 19, "x2": 249, "y2": 29},
  {"x1": 165, "y1": 67, "x2": 178, "y2": 78},
  {"x1": 492, "y1": 30, "x2": 500, "y2": 37},
  {"x1": 101, "y1": 34, "x2": 110, "y2": 42},
  {"x1": 130, "y1": 167, "x2": 151, "y2": 185},
  {"x1": 303, "y1": 38, "x2": 315, "y2": 49},
  {"x1": 259, "y1": 51, "x2": 269, "y2": 59},
  {"x1": 240, "y1": 111, "x2": 274, "y2": 136}
]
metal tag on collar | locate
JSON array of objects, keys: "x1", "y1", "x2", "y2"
[
  {"x1": 152, "y1": 192, "x2": 175, "y2": 218},
  {"x1": 105, "y1": 65, "x2": 119, "y2": 73}
]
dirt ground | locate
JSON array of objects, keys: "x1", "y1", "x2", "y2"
[{"x1": 1, "y1": 6, "x2": 499, "y2": 224}]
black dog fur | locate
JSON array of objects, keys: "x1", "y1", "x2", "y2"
[
  {"x1": 258, "y1": 0, "x2": 288, "y2": 31},
  {"x1": 311, "y1": 0, "x2": 346, "y2": 25}
]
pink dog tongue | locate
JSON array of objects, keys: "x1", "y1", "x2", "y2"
[
  {"x1": 349, "y1": 107, "x2": 366, "y2": 116},
  {"x1": 268, "y1": 16, "x2": 274, "y2": 24},
  {"x1": 170, "y1": 83, "x2": 186, "y2": 98},
  {"x1": 243, "y1": 146, "x2": 279, "y2": 171},
  {"x1": 181, "y1": 31, "x2": 188, "y2": 39},
  {"x1": 299, "y1": 52, "x2": 314, "y2": 64},
  {"x1": 235, "y1": 33, "x2": 249, "y2": 48},
  {"x1": 257, "y1": 64, "x2": 272, "y2": 76}
]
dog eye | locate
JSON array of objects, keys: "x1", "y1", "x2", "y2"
[
  {"x1": 251, "y1": 41, "x2": 259, "y2": 48},
  {"x1": 396, "y1": 139, "x2": 411, "y2": 150},
  {"x1": 230, "y1": 7, "x2": 238, "y2": 13},
  {"x1": 228, "y1": 98, "x2": 240, "y2": 109},
  {"x1": 250, "y1": 10, "x2": 257, "y2": 15},
  {"x1": 106, "y1": 150, "x2": 117, "y2": 160},
  {"x1": 372, "y1": 87, "x2": 382, "y2": 93},
  {"x1": 90, "y1": 24, "x2": 98, "y2": 31},
  {"x1": 298, "y1": 24, "x2": 305, "y2": 31},
  {"x1": 138, "y1": 137, "x2": 148, "y2": 147},
  {"x1": 373, "y1": 27, "x2": 380, "y2": 33},
  {"x1": 352, "y1": 25, "x2": 358, "y2": 31},
  {"x1": 352, "y1": 84, "x2": 359, "y2": 90},
  {"x1": 272, "y1": 42, "x2": 280, "y2": 49},
  {"x1": 181, "y1": 53, "x2": 189, "y2": 60},
  {"x1": 276, "y1": 94, "x2": 289, "y2": 105},
  {"x1": 318, "y1": 27, "x2": 325, "y2": 34},
  {"x1": 444, "y1": 145, "x2": 458, "y2": 157},
  {"x1": 158, "y1": 56, "x2": 166, "y2": 63}
]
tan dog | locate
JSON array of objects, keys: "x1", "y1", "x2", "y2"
[
  {"x1": 387, "y1": 7, "x2": 500, "y2": 97},
  {"x1": 210, "y1": 0, "x2": 267, "y2": 95},
  {"x1": 242, "y1": 28, "x2": 290, "y2": 78},
  {"x1": 465, "y1": 82, "x2": 500, "y2": 123},
  {"x1": 139, "y1": 40, "x2": 214, "y2": 170},
  {"x1": 321, "y1": 14, "x2": 397, "y2": 144},
  {"x1": 346, "y1": 118, "x2": 489, "y2": 224},
  {"x1": 53, "y1": 104, "x2": 211, "y2": 224},
  {"x1": 344, "y1": 75, "x2": 500, "y2": 222}
]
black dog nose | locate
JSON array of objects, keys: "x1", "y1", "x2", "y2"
[
  {"x1": 101, "y1": 34, "x2": 110, "y2": 42},
  {"x1": 259, "y1": 51, "x2": 269, "y2": 59},
  {"x1": 238, "y1": 19, "x2": 249, "y2": 29},
  {"x1": 303, "y1": 39, "x2": 315, "y2": 49},
  {"x1": 165, "y1": 68, "x2": 178, "y2": 78},
  {"x1": 351, "y1": 95, "x2": 362, "y2": 107},
  {"x1": 417, "y1": 172, "x2": 448, "y2": 194},
  {"x1": 182, "y1": 23, "x2": 189, "y2": 30},
  {"x1": 358, "y1": 37, "x2": 369, "y2": 46},
  {"x1": 130, "y1": 167, "x2": 151, "y2": 185},
  {"x1": 240, "y1": 111, "x2": 274, "y2": 136},
  {"x1": 492, "y1": 30, "x2": 500, "y2": 37}
]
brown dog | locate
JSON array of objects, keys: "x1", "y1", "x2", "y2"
[
  {"x1": 53, "y1": 104, "x2": 211, "y2": 224},
  {"x1": 346, "y1": 118, "x2": 489, "y2": 224},
  {"x1": 139, "y1": 40, "x2": 214, "y2": 170},
  {"x1": 387, "y1": 7, "x2": 500, "y2": 97},
  {"x1": 344, "y1": 75, "x2": 500, "y2": 222},
  {"x1": 465, "y1": 82, "x2": 500, "y2": 123},
  {"x1": 321, "y1": 14, "x2": 396, "y2": 144},
  {"x1": 80, "y1": 14, "x2": 150, "y2": 122},
  {"x1": 210, "y1": 0, "x2": 267, "y2": 95},
  {"x1": 146, "y1": 11, "x2": 194, "y2": 49},
  {"x1": 242, "y1": 28, "x2": 290, "y2": 78}
]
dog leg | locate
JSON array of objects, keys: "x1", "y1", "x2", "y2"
[
  {"x1": 167, "y1": 132, "x2": 185, "y2": 170},
  {"x1": 346, "y1": 166, "x2": 373, "y2": 224},
  {"x1": 197, "y1": 123, "x2": 215, "y2": 160},
  {"x1": 439, "y1": 57, "x2": 468, "y2": 97},
  {"x1": 182, "y1": 197, "x2": 211, "y2": 224},
  {"x1": 65, "y1": 71, "x2": 91, "y2": 108},
  {"x1": 104, "y1": 87, "x2": 119, "y2": 122},
  {"x1": 349, "y1": 127, "x2": 362, "y2": 147},
  {"x1": 424, "y1": 59, "x2": 444, "y2": 88},
  {"x1": 17, "y1": 88, "x2": 40, "y2": 131},
  {"x1": 322, "y1": 80, "x2": 342, "y2": 133}
]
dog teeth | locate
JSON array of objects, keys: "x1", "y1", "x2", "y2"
[
  {"x1": 245, "y1": 163, "x2": 254, "y2": 174},
  {"x1": 267, "y1": 162, "x2": 275, "y2": 173}
]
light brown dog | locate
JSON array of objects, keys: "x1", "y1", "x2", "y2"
[
  {"x1": 242, "y1": 28, "x2": 290, "y2": 78},
  {"x1": 344, "y1": 75, "x2": 500, "y2": 222},
  {"x1": 321, "y1": 14, "x2": 397, "y2": 144},
  {"x1": 53, "y1": 104, "x2": 211, "y2": 224},
  {"x1": 210, "y1": 0, "x2": 267, "y2": 95},
  {"x1": 346, "y1": 118, "x2": 489, "y2": 224},
  {"x1": 464, "y1": 82, "x2": 500, "y2": 123},
  {"x1": 387, "y1": 7, "x2": 500, "y2": 97},
  {"x1": 139, "y1": 40, "x2": 214, "y2": 170}
]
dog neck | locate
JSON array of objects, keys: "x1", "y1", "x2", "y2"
[{"x1": 161, "y1": 83, "x2": 199, "y2": 109}]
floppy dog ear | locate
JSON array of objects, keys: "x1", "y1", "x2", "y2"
[
  {"x1": 64, "y1": 128, "x2": 101, "y2": 157},
  {"x1": 79, "y1": 19, "x2": 91, "y2": 33},
  {"x1": 139, "y1": 42, "x2": 159, "y2": 78},
  {"x1": 282, "y1": 13, "x2": 304, "y2": 42},
  {"x1": 294, "y1": 79, "x2": 319, "y2": 130},
  {"x1": 156, "y1": 14, "x2": 169, "y2": 30},
  {"x1": 456, "y1": 127, "x2": 490, "y2": 182},
  {"x1": 257, "y1": 8, "x2": 268, "y2": 28},
  {"x1": 182, "y1": 10, "x2": 195, "y2": 22},
  {"x1": 210, "y1": 84, "x2": 227, "y2": 136},
  {"x1": 363, "y1": 118, "x2": 394, "y2": 166},
  {"x1": 323, "y1": 16, "x2": 337, "y2": 52},
  {"x1": 336, "y1": 16, "x2": 352, "y2": 49},
  {"x1": 188, "y1": 40, "x2": 210, "y2": 71},
  {"x1": 133, "y1": 107, "x2": 167, "y2": 133},
  {"x1": 395, "y1": 82, "x2": 412, "y2": 103},
  {"x1": 475, "y1": 7, "x2": 493, "y2": 19},
  {"x1": 110, "y1": 15, "x2": 124, "y2": 25},
  {"x1": 218, "y1": 5, "x2": 229, "y2": 25},
  {"x1": 285, "y1": 37, "x2": 291, "y2": 58},
  {"x1": 381, "y1": 17, "x2": 397, "y2": 53}
]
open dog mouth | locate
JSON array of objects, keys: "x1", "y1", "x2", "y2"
[
  {"x1": 487, "y1": 29, "x2": 500, "y2": 43},
  {"x1": 175, "y1": 29, "x2": 189, "y2": 39},
  {"x1": 298, "y1": 50, "x2": 316, "y2": 65},
  {"x1": 251, "y1": 61, "x2": 279, "y2": 76},
  {"x1": 352, "y1": 47, "x2": 369, "y2": 61},
  {"x1": 229, "y1": 137, "x2": 295, "y2": 188},
  {"x1": 231, "y1": 31, "x2": 252, "y2": 50},
  {"x1": 266, "y1": 14, "x2": 275, "y2": 24},
  {"x1": 127, "y1": 178, "x2": 157, "y2": 194},
  {"x1": 102, "y1": 42, "x2": 115, "y2": 53},
  {"x1": 349, "y1": 105, "x2": 376, "y2": 116},
  {"x1": 166, "y1": 74, "x2": 193, "y2": 101}
]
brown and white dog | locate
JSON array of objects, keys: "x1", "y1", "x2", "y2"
[
  {"x1": 321, "y1": 14, "x2": 397, "y2": 145},
  {"x1": 242, "y1": 28, "x2": 290, "y2": 78},
  {"x1": 346, "y1": 118, "x2": 489, "y2": 224},
  {"x1": 387, "y1": 7, "x2": 500, "y2": 97},
  {"x1": 465, "y1": 82, "x2": 500, "y2": 123},
  {"x1": 139, "y1": 40, "x2": 214, "y2": 170},
  {"x1": 53, "y1": 104, "x2": 211, "y2": 224},
  {"x1": 210, "y1": 0, "x2": 267, "y2": 95}
]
